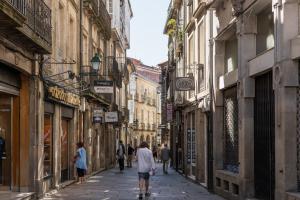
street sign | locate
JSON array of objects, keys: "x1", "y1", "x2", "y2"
[
  {"x1": 93, "y1": 109, "x2": 104, "y2": 123},
  {"x1": 167, "y1": 103, "x2": 173, "y2": 122},
  {"x1": 94, "y1": 80, "x2": 113, "y2": 94},
  {"x1": 175, "y1": 77, "x2": 195, "y2": 91},
  {"x1": 105, "y1": 112, "x2": 118, "y2": 123}
]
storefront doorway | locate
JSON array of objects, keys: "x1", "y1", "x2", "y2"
[
  {"x1": 254, "y1": 71, "x2": 275, "y2": 200},
  {"x1": 0, "y1": 94, "x2": 12, "y2": 190},
  {"x1": 61, "y1": 118, "x2": 70, "y2": 183},
  {"x1": 187, "y1": 111, "x2": 196, "y2": 179}
]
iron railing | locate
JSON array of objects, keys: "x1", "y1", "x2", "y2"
[
  {"x1": 223, "y1": 87, "x2": 239, "y2": 173},
  {"x1": 297, "y1": 65, "x2": 300, "y2": 192},
  {"x1": 3, "y1": 0, "x2": 52, "y2": 45},
  {"x1": 4, "y1": 0, "x2": 26, "y2": 15},
  {"x1": 83, "y1": 0, "x2": 111, "y2": 39},
  {"x1": 25, "y1": 0, "x2": 51, "y2": 44}
]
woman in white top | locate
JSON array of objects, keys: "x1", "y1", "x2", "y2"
[{"x1": 136, "y1": 141, "x2": 155, "y2": 199}]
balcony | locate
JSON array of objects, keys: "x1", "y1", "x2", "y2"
[
  {"x1": 173, "y1": 0, "x2": 183, "y2": 9},
  {"x1": 106, "y1": 56, "x2": 122, "y2": 87},
  {"x1": 134, "y1": 93, "x2": 139, "y2": 102},
  {"x1": 146, "y1": 97, "x2": 151, "y2": 105},
  {"x1": 140, "y1": 123, "x2": 145, "y2": 130},
  {"x1": 84, "y1": 0, "x2": 111, "y2": 39},
  {"x1": 140, "y1": 94, "x2": 146, "y2": 103},
  {"x1": 152, "y1": 99, "x2": 156, "y2": 106},
  {"x1": 152, "y1": 124, "x2": 157, "y2": 131},
  {"x1": 0, "y1": 0, "x2": 52, "y2": 53},
  {"x1": 121, "y1": 107, "x2": 129, "y2": 122}
]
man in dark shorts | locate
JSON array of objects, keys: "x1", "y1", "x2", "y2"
[
  {"x1": 136, "y1": 142, "x2": 155, "y2": 199},
  {"x1": 127, "y1": 143, "x2": 135, "y2": 168}
]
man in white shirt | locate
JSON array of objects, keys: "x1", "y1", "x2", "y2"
[{"x1": 136, "y1": 141, "x2": 155, "y2": 199}]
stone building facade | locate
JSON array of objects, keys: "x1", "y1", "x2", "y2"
[
  {"x1": 0, "y1": 0, "x2": 52, "y2": 196},
  {"x1": 164, "y1": 0, "x2": 300, "y2": 199},
  {"x1": 0, "y1": 0, "x2": 132, "y2": 198},
  {"x1": 127, "y1": 58, "x2": 161, "y2": 149}
]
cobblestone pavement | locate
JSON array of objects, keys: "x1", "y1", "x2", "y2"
[{"x1": 42, "y1": 163, "x2": 224, "y2": 200}]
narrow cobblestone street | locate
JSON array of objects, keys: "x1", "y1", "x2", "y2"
[{"x1": 42, "y1": 164, "x2": 224, "y2": 200}]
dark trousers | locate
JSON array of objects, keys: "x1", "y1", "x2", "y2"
[
  {"x1": 118, "y1": 158, "x2": 125, "y2": 171},
  {"x1": 163, "y1": 160, "x2": 169, "y2": 173}
]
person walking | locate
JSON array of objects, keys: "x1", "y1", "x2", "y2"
[
  {"x1": 127, "y1": 143, "x2": 135, "y2": 168},
  {"x1": 161, "y1": 144, "x2": 170, "y2": 174},
  {"x1": 136, "y1": 141, "x2": 155, "y2": 199},
  {"x1": 74, "y1": 142, "x2": 87, "y2": 184},
  {"x1": 117, "y1": 140, "x2": 126, "y2": 172},
  {"x1": 152, "y1": 145, "x2": 158, "y2": 163}
]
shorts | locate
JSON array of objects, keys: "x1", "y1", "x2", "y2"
[
  {"x1": 138, "y1": 172, "x2": 150, "y2": 180},
  {"x1": 77, "y1": 168, "x2": 85, "y2": 177}
]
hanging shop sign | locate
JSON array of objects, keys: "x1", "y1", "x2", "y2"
[
  {"x1": 105, "y1": 112, "x2": 119, "y2": 123},
  {"x1": 93, "y1": 109, "x2": 104, "y2": 123},
  {"x1": 175, "y1": 77, "x2": 195, "y2": 91},
  {"x1": 94, "y1": 80, "x2": 114, "y2": 94},
  {"x1": 47, "y1": 86, "x2": 80, "y2": 107},
  {"x1": 167, "y1": 103, "x2": 173, "y2": 122}
]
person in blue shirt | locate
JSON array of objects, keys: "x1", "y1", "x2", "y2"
[{"x1": 74, "y1": 142, "x2": 87, "y2": 183}]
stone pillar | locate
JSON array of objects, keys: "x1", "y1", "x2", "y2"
[
  {"x1": 213, "y1": 40, "x2": 225, "y2": 172},
  {"x1": 53, "y1": 104, "x2": 61, "y2": 187},
  {"x1": 236, "y1": 14, "x2": 256, "y2": 198},
  {"x1": 273, "y1": 0, "x2": 299, "y2": 199}
]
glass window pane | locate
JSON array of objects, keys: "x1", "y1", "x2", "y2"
[{"x1": 44, "y1": 114, "x2": 52, "y2": 177}]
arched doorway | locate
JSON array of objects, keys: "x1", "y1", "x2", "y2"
[
  {"x1": 140, "y1": 134, "x2": 144, "y2": 144},
  {"x1": 146, "y1": 135, "x2": 151, "y2": 146}
]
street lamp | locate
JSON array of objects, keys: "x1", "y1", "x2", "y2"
[{"x1": 91, "y1": 53, "x2": 101, "y2": 71}]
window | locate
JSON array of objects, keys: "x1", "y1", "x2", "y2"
[
  {"x1": 197, "y1": 20, "x2": 205, "y2": 93},
  {"x1": 225, "y1": 36, "x2": 238, "y2": 73},
  {"x1": 223, "y1": 87, "x2": 239, "y2": 173},
  {"x1": 187, "y1": 0, "x2": 193, "y2": 21},
  {"x1": 256, "y1": 5, "x2": 274, "y2": 54},
  {"x1": 188, "y1": 33, "x2": 195, "y2": 98},
  {"x1": 108, "y1": 0, "x2": 113, "y2": 14},
  {"x1": 44, "y1": 114, "x2": 53, "y2": 177}
]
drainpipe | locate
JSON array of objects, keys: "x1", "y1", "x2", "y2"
[{"x1": 208, "y1": 8, "x2": 215, "y2": 192}]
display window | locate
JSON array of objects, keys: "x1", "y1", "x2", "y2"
[
  {"x1": 61, "y1": 118, "x2": 69, "y2": 182},
  {"x1": 43, "y1": 114, "x2": 53, "y2": 178},
  {"x1": 0, "y1": 94, "x2": 12, "y2": 190}
]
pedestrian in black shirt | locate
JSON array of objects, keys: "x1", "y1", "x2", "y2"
[{"x1": 127, "y1": 144, "x2": 135, "y2": 168}]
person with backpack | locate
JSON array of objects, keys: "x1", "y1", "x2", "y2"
[{"x1": 117, "y1": 140, "x2": 126, "y2": 172}]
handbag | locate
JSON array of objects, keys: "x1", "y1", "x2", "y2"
[{"x1": 149, "y1": 168, "x2": 156, "y2": 176}]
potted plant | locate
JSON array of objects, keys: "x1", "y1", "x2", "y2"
[
  {"x1": 167, "y1": 19, "x2": 176, "y2": 37},
  {"x1": 176, "y1": 29, "x2": 184, "y2": 56}
]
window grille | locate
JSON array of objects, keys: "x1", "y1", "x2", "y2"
[
  {"x1": 297, "y1": 64, "x2": 300, "y2": 191},
  {"x1": 223, "y1": 87, "x2": 239, "y2": 173}
]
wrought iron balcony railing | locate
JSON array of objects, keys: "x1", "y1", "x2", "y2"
[
  {"x1": 147, "y1": 123, "x2": 151, "y2": 130},
  {"x1": 84, "y1": 0, "x2": 111, "y2": 39},
  {"x1": 25, "y1": 0, "x2": 52, "y2": 45},
  {"x1": 121, "y1": 107, "x2": 129, "y2": 121},
  {"x1": 4, "y1": 0, "x2": 26, "y2": 15},
  {"x1": 151, "y1": 124, "x2": 156, "y2": 131},
  {"x1": 135, "y1": 93, "x2": 139, "y2": 102},
  {"x1": 140, "y1": 123, "x2": 145, "y2": 130},
  {"x1": 2, "y1": 0, "x2": 52, "y2": 51}
]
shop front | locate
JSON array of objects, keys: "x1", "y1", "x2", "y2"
[
  {"x1": 42, "y1": 85, "x2": 80, "y2": 192},
  {"x1": 0, "y1": 62, "x2": 31, "y2": 192}
]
